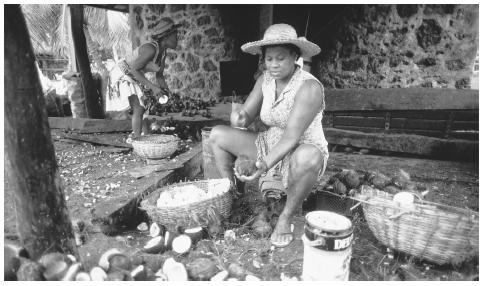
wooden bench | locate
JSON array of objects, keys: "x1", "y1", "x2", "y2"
[{"x1": 322, "y1": 88, "x2": 479, "y2": 161}]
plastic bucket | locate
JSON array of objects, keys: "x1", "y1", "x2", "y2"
[
  {"x1": 201, "y1": 127, "x2": 221, "y2": 179},
  {"x1": 301, "y1": 211, "x2": 353, "y2": 281}
]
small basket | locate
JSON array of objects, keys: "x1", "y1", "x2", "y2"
[
  {"x1": 139, "y1": 179, "x2": 232, "y2": 231},
  {"x1": 131, "y1": 134, "x2": 180, "y2": 159},
  {"x1": 355, "y1": 186, "x2": 479, "y2": 265}
]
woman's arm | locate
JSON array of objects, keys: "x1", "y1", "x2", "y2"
[
  {"x1": 231, "y1": 75, "x2": 264, "y2": 127},
  {"x1": 263, "y1": 80, "x2": 323, "y2": 169},
  {"x1": 129, "y1": 44, "x2": 161, "y2": 91}
]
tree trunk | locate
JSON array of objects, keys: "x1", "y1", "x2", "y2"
[
  {"x1": 4, "y1": 4, "x2": 78, "y2": 259},
  {"x1": 70, "y1": 4, "x2": 104, "y2": 119}
]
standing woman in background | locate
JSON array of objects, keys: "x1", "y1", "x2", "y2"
[{"x1": 114, "y1": 18, "x2": 180, "y2": 143}]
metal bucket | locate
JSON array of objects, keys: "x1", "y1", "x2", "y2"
[
  {"x1": 301, "y1": 211, "x2": 354, "y2": 281},
  {"x1": 201, "y1": 126, "x2": 221, "y2": 179}
]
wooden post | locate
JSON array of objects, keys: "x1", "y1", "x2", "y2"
[
  {"x1": 70, "y1": 4, "x2": 104, "y2": 119},
  {"x1": 4, "y1": 4, "x2": 79, "y2": 259}
]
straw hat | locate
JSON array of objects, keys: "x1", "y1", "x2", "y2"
[
  {"x1": 150, "y1": 18, "x2": 181, "y2": 40},
  {"x1": 241, "y1": 23, "x2": 321, "y2": 58}
]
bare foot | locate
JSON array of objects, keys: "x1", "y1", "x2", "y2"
[{"x1": 270, "y1": 216, "x2": 294, "y2": 247}]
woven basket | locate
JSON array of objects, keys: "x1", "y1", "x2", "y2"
[
  {"x1": 139, "y1": 179, "x2": 232, "y2": 231},
  {"x1": 355, "y1": 186, "x2": 479, "y2": 265},
  {"x1": 315, "y1": 190, "x2": 358, "y2": 218},
  {"x1": 132, "y1": 134, "x2": 180, "y2": 159}
]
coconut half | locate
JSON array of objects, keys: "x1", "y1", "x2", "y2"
[
  {"x1": 43, "y1": 260, "x2": 69, "y2": 281},
  {"x1": 61, "y1": 262, "x2": 82, "y2": 281},
  {"x1": 184, "y1": 226, "x2": 204, "y2": 244},
  {"x1": 75, "y1": 272, "x2": 91, "y2": 281},
  {"x1": 143, "y1": 236, "x2": 165, "y2": 254},
  {"x1": 149, "y1": 222, "x2": 165, "y2": 237},
  {"x1": 98, "y1": 248, "x2": 122, "y2": 271},
  {"x1": 130, "y1": 265, "x2": 147, "y2": 281},
  {"x1": 172, "y1": 234, "x2": 192, "y2": 254},
  {"x1": 89, "y1": 266, "x2": 107, "y2": 281},
  {"x1": 165, "y1": 262, "x2": 188, "y2": 281}
]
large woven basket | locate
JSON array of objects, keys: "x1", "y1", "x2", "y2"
[
  {"x1": 139, "y1": 179, "x2": 232, "y2": 231},
  {"x1": 355, "y1": 186, "x2": 479, "y2": 265},
  {"x1": 132, "y1": 134, "x2": 180, "y2": 159}
]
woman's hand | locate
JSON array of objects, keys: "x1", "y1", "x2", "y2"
[
  {"x1": 150, "y1": 85, "x2": 163, "y2": 96},
  {"x1": 234, "y1": 160, "x2": 268, "y2": 182}
]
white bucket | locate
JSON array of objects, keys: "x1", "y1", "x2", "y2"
[{"x1": 301, "y1": 211, "x2": 353, "y2": 281}]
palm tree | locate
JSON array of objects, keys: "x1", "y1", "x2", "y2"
[
  {"x1": 22, "y1": 4, "x2": 131, "y2": 63},
  {"x1": 21, "y1": 4, "x2": 131, "y2": 117}
]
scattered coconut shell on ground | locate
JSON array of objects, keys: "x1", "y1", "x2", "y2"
[
  {"x1": 16, "y1": 258, "x2": 45, "y2": 281},
  {"x1": 172, "y1": 234, "x2": 193, "y2": 254},
  {"x1": 89, "y1": 266, "x2": 107, "y2": 281},
  {"x1": 75, "y1": 272, "x2": 91, "y2": 281},
  {"x1": 186, "y1": 257, "x2": 219, "y2": 281},
  {"x1": 130, "y1": 265, "x2": 147, "y2": 281},
  {"x1": 183, "y1": 226, "x2": 205, "y2": 245},
  {"x1": 98, "y1": 248, "x2": 122, "y2": 271},
  {"x1": 4, "y1": 241, "x2": 30, "y2": 281},
  {"x1": 343, "y1": 169, "x2": 361, "y2": 189},
  {"x1": 210, "y1": 270, "x2": 229, "y2": 281},
  {"x1": 61, "y1": 262, "x2": 82, "y2": 281},
  {"x1": 149, "y1": 222, "x2": 166, "y2": 237},
  {"x1": 108, "y1": 254, "x2": 131, "y2": 272},
  {"x1": 43, "y1": 260, "x2": 70, "y2": 281},
  {"x1": 143, "y1": 236, "x2": 166, "y2": 254},
  {"x1": 227, "y1": 263, "x2": 246, "y2": 280}
]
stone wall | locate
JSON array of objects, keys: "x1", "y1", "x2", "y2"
[
  {"x1": 315, "y1": 4, "x2": 479, "y2": 89},
  {"x1": 129, "y1": 4, "x2": 238, "y2": 100}
]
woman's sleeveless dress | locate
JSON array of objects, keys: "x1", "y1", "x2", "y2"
[{"x1": 256, "y1": 67, "x2": 329, "y2": 189}]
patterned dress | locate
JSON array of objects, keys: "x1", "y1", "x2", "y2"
[
  {"x1": 113, "y1": 41, "x2": 166, "y2": 111},
  {"x1": 256, "y1": 67, "x2": 329, "y2": 189}
]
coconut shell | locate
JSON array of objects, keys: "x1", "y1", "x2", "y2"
[
  {"x1": 38, "y1": 252, "x2": 71, "y2": 270},
  {"x1": 149, "y1": 222, "x2": 166, "y2": 238},
  {"x1": 43, "y1": 260, "x2": 70, "y2": 281},
  {"x1": 234, "y1": 155, "x2": 257, "y2": 176},
  {"x1": 172, "y1": 234, "x2": 192, "y2": 254},
  {"x1": 143, "y1": 236, "x2": 166, "y2": 254},
  {"x1": 75, "y1": 272, "x2": 91, "y2": 281},
  {"x1": 183, "y1": 226, "x2": 205, "y2": 245},
  {"x1": 89, "y1": 266, "x2": 107, "y2": 281},
  {"x1": 227, "y1": 263, "x2": 246, "y2": 280},
  {"x1": 61, "y1": 262, "x2": 82, "y2": 281},
  {"x1": 130, "y1": 265, "x2": 147, "y2": 281},
  {"x1": 98, "y1": 248, "x2": 122, "y2": 271},
  {"x1": 371, "y1": 173, "x2": 391, "y2": 189},
  {"x1": 16, "y1": 258, "x2": 45, "y2": 281},
  {"x1": 332, "y1": 179, "x2": 348, "y2": 195},
  {"x1": 4, "y1": 242, "x2": 29, "y2": 281},
  {"x1": 106, "y1": 271, "x2": 126, "y2": 281},
  {"x1": 383, "y1": 185, "x2": 401, "y2": 195},
  {"x1": 210, "y1": 270, "x2": 229, "y2": 281},
  {"x1": 251, "y1": 219, "x2": 272, "y2": 238},
  {"x1": 343, "y1": 170, "x2": 361, "y2": 189},
  {"x1": 186, "y1": 258, "x2": 219, "y2": 281},
  {"x1": 108, "y1": 254, "x2": 131, "y2": 272}
]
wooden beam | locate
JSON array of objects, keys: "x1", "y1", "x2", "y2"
[
  {"x1": 48, "y1": 117, "x2": 132, "y2": 133},
  {"x1": 325, "y1": 88, "x2": 479, "y2": 111},
  {"x1": 324, "y1": 128, "x2": 478, "y2": 161},
  {"x1": 70, "y1": 4, "x2": 104, "y2": 119}
]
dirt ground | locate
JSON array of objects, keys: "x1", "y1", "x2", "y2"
[{"x1": 3, "y1": 130, "x2": 479, "y2": 281}]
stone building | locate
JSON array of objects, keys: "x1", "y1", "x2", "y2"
[{"x1": 123, "y1": 4, "x2": 478, "y2": 100}]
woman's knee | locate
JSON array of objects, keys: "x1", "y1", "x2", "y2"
[
  {"x1": 208, "y1": 125, "x2": 230, "y2": 146},
  {"x1": 290, "y1": 145, "x2": 323, "y2": 174}
]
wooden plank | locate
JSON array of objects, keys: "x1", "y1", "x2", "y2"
[
  {"x1": 333, "y1": 116, "x2": 384, "y2": 128},
  {"x1": 451, "y1": 121, "x2": 479, "y2": 131},
  {"x1": 61, "y1": 133, "x2": 132, "y2": 149},
  {"x1": 390, "y1": 118, "x2": 447, "y2": 131},
  {"x1": 324, "y1": 128, "x2": 478, "y2": 161},
  {"x1": 452, "y1": 110, "x2": 479, "y2": 121},
  {"x1": 48, "y1": 117, "x2": 132, "y2": 133},
  {"x1": 328, "y1": 126, "x2": 446, "y2": 138},
  {"x1": 325, "y1": 88, "x2": 479, "y2": 111}
]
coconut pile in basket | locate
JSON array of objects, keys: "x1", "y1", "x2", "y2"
[{"x1": 156, "y1": 179, "x2": 230, "y2": 208}]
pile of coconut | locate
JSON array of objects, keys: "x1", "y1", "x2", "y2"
[{"x1": 323, "y1": 168, "x2": 428, "y2": 198}]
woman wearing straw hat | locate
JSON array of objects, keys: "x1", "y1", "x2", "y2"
[
  {"x1": 113, "y1": 18, "x2": 181, "y2": 143},
  {"x1": 209, "y1": 23, "x2": 328, "y2": 247}
]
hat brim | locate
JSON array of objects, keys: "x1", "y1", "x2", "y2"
[
  {"x1": 152, "y1": 24, "x2": 182, "y2": 39},
  {"x1": 241, "y1": 38, "x2": 321, "y2": 58}
]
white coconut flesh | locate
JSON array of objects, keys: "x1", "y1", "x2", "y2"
[
  {"x1": 75, "y1": 272, "x2": 91, "y2": 281},
  {"x1": 171, "y1": 234, "x2": 192, "y2": 254},
  {"x1": 166, "y1": 262, "x2": 188, "y2": 281},
  {"x1": 62, "y1": 262, "x2": 82, "y2": 281},
  {"x1": 98, "y1": 248, "x2": 122, "y2": 270},
  {"x1": 144, "y1": 236, "x2": 164, "y2": 253},
  {"x1": 210, "y1": 270, "x2": 229, "y2": 281},
  {"x1": 131, "y1": 265, "x2": 145, "y2": 279},
  {"x1": 90, "y1": 266, "x2": 107, "y2": 281},
  {"x1": 149, "y1": 223, "x2": 164, "y2": 237}
]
